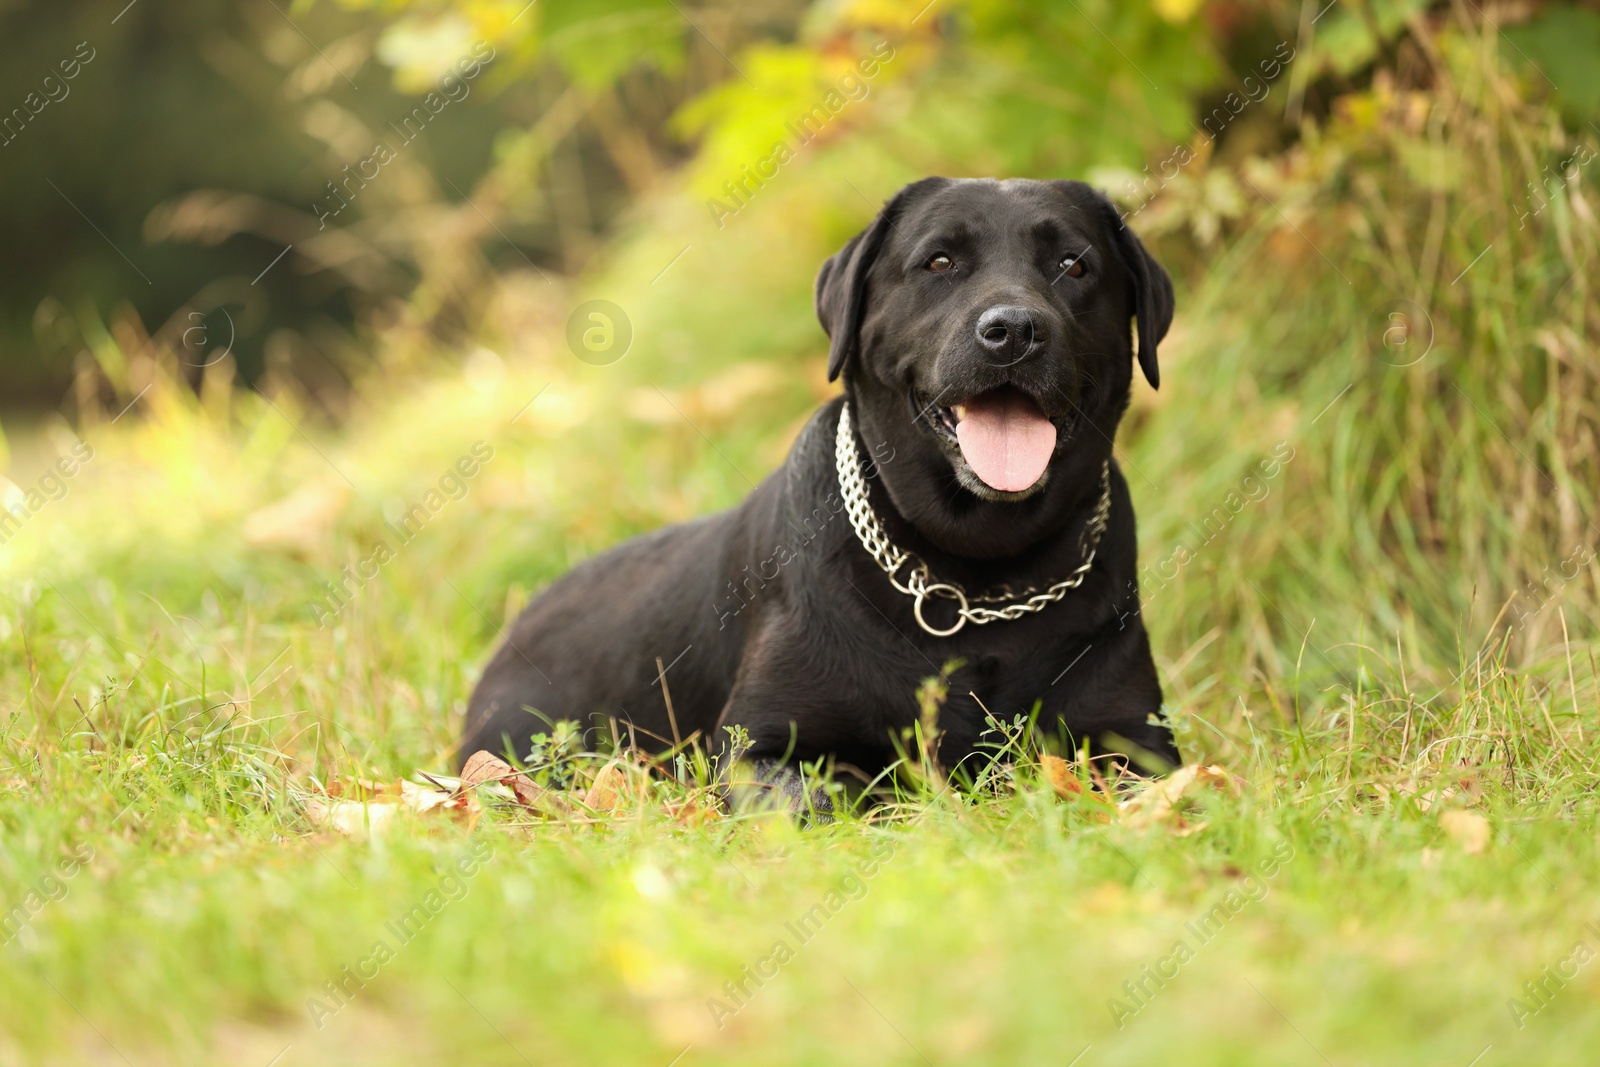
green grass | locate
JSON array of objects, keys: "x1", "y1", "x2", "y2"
[
  {"x1": 2, "y1": 645, "x2": 1598, "y2": 1065},
  {"x1": 4, "y1": 18, "x2": 1600, "y2": 1067}
]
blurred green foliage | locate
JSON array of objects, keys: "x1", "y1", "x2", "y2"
[
  {"x1": 4, "y1": 0, "x2": 1594, "y2": 418},
  {"x1": 0, "y1": 0, "x2": 795, "y2": 412},
  {"x1": 1504, "y1": 3, "x2": 1600, "y2": 125}
]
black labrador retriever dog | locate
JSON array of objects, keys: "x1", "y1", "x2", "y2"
[{"x1": 461, "y1": 176, "x2": 1178, "y2": 802}]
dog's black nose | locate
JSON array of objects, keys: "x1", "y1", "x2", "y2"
[{"x1": 974, "y1": 305, "x2": 1042, "y2": 360}]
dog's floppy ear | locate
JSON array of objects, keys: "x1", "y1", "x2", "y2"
[
  {"x1": 816, "y1": 181, "x2": 935, "y2": 382},
  {"x1": 1107, "y1": 210, "x2": 1173, "y2": 390}
]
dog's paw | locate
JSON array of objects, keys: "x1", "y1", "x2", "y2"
[{"x1": 728, "y1": 758, "x2": 841, "y2": 825}]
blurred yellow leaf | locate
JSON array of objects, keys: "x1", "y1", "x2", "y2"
[
  {"x1": 585, "y1": 761, "x2": 632, "y2": 812},
  {"x1": 304, "y1": 775, "x2": 480, "y2": 836},
  {"x1": 460, "y1": 750, "x2": 572, "y2": 817},
  {"x1": 626, "y1": 361, "x2": 786, "y2": 428},
  {"x1": 1153, "y1": 0, "x2": 1204, "y2": 22},
  {"x1": 1039, "y1": 754, "x2": 1084, "y2": 797},
  {"x1": 241, "y1": 481, "x2": 348, "y2": 556},
  {"x1": 375, "y1": 14, "x2": 476, "y2": 91},
  {"x1": 1440, "y1": 810, "x2": 1490, "y2": 854},
  {"x1": 1119, "y1": 764, "x2": 1238, "y2": 831}
]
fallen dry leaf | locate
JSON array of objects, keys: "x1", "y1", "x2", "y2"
[
  {"x1": 304, "y1": 775, "x2": 480, "y2": 836},
  {"x1": 1118, "y1": 764, "x2": 1238, "y2": 831},
  {"x1": 1440, "y1": 809, "x2": 1490, "y2": 854},
  {"x1": 302, "y1": 795, "x2": 399, "y2": 837},
  {"x1": 665, "y1": 794, "x2": 723, "y2": 826},
  {"x1": 1039, "y1": 754, "x2": 1085, "y2": 797},
  {"x1": 1037, "y1": 755, "x2": 1119, "y2": 822},
  {"x1": 585, "y1": 762, "x2": 629, "y2": 812},
  {"x1": 585, "y1": 762, "x2": 634, "y2": 812},
  {"x1": 399, "y1": 778, "x2": 476, "y2": 819},
  {"x1": 460, "y1": 751, "x2": 572, "y2": 817},
  {"x1": 460, "y1": 751, "x2": 511, "y2": 789}
]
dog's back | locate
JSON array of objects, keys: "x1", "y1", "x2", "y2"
[{"x1": 459, "y1": 474, "x2": 786, "y2": 764}]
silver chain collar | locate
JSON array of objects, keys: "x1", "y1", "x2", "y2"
[{"x1": 835, "y1": 401, "x2": 1112, "y2": 637}]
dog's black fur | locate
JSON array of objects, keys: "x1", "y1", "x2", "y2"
[{"x1": 460, "y1": 177, "x2": 1178, "y2": 791}]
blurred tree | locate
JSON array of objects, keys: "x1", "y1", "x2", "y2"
[
  {"x1": 0, "y1": 0, "x2": 807, "y2": 415},
  {"x1": 0, "y1": 0, "x2": 370, "y2": 410}
]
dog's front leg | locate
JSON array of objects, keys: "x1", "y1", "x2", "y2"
[{"x1": 724, "y1": 757, "x2": 840, "y2": 824}]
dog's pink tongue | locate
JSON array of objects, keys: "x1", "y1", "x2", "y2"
[{"x1": 955, "y1": 391, "x2": 1057, "y2": 492}]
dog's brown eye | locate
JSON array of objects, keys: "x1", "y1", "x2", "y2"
[
  {"x1": 1059, "y1": 256, "x2": 1086, "y2": 278},
  {"x1": 927, "y1": 254, "x2": 954, "y2": 273}
]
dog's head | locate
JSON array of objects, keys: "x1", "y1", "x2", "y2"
[{"x1": 816, "y1": 177, "x2": 1172, "y2": 558}]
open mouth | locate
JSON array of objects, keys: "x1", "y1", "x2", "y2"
[{"x1": 920, "y1": 385, "x2": 1083, "y2": 496}]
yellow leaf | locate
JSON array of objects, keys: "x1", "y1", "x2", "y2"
[
  {"x1": 1153, "y1": 0, "x2": 1204, "y2": 22},
  {"x1": 1440, "y1": 810, "x2": 1490, "y2": 855},
  {"x1": 1040, "y1": 754, "x2": 1084, "y2": 797},
  {"x1": 460, "y1": 750, "x2": 571, "y2": 817},
  {"x1": 585, "y1": 762, "x2": 632, "y2": 813},
  {"x1": 241, "y1": 481, "x2": 348, "y2": 556},
  {"x1": 305, "y1": 774, "x2": 480, "y2": 836},
  {"x1": 1118, "y1": 764, "x2": 1238, "y2": 830},
  {"x1": 302, "y1": 796, "x2": 399, "y2": 838}
]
